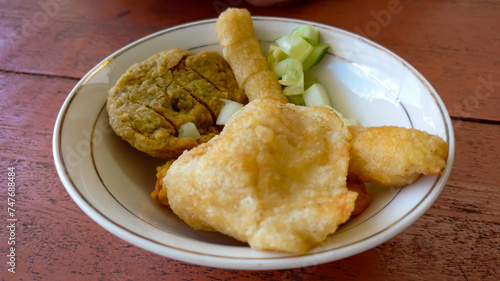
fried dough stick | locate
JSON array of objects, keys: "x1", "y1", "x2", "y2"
[
  {"x1": 216, "y1": 8, "x2": 288, "y2": 103},
  {"x1": 348, "y1": 126, "x2": 449, "y2": 187}
]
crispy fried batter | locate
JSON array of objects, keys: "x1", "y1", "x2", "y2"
[
  {"x1": 216, "y1": 8, "x2": 288, "y2": 103},
  {"x1": 162, "y1": 99, "x2": 356, "y2": 253},
  {"x1": 347, "y1": 125, "x2": 449, "y2": 187},
  {"x1": 153, "y1": 168, "x2": 372, "y2": 218}
]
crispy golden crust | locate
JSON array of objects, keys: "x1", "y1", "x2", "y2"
[
  {"x1": 215, "y1": 8, "x2": 255, "y2": 48},
  {"x1": 216, "y1": 8, "x2": 288, "y2": 103},
  {"x1": 347, "y1": 125, "x2": 449, "y2": 187},
  {"x1": 243, "y1": 69, "x2": 287, "y2": 103},
  {"x1": 163, "y1": 99, "x2": 356, "y2": 253},
  {"x1": 151, "y1": 160, "x2": 175, "y2": 207},
  {"x1": 155, "y1": 166, "x2": 372, "y2": 218},
  {"x1": 220, "y1": 37, "x2": 268, "y2": 87},
  {"x1": 107, "y1": 48, "x2": 244, "y2": 158}
]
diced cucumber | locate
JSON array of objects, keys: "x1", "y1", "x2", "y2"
[
  {"x1": 287, "y1": 94, "x2": 306, "y2": 106},
  {"x1": 302, "y1": 43, "x2": 330, "y2": 70},
  {"x1": 283, "y1": 78, "x2": 304, "y2": 96},
  {"x1": 303, "y1": 83, "x2": 332, "y2": 107},
  {"x1": 302, "y1": 83, "x2": 358, "y2": 125},
  {"x1": 275, "y1": 33, "x2": 313, "y2": 63},
  {"x1": 279, "y1": 58, "x2": 303, "y2": 86},
  {"x1": 304, "y1": 77, "x2": 320, "y2": 90},
  {"x1": 216, "y1": 99, "x2": 244, "y2": 125},
  {"x1": 278, "y1": 58, "x2": 304, "y2": 96},
  {"x1": 272, "y1": 58, "x2": 289, "y2": 78},
  {"x1": 268, "y1": 44, "x2": 278, "y2": 67},
  {"x1": 267, "y1": 44, "x2": 287, "y2": 69},
  {"x1": 339, "y1": 116, "x2": 358, "y2": 126},
  {"x1": 292, "y1": 24, "x2": 320, "y2": 45},
  {"x1": 267, "y1": 24, "x2": 346, "y2": 120},
  {"x1": 178, "y1": 122, "x2": 201, "y2": 139},
  {"x1": 329, "y1": 107, "x2": 358, "y2": 126}
]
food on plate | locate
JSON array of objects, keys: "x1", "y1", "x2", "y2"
[
  {"x1": 347, "y1": 125, "x2": 449, "y2": 187},
  {"x1": 107, "y1": 48, "x2": 247, "y2": 158},
  {"x1": 268, "y1": 24, "x2": 331, "y2": 97},
  {"x1": 153, "y1": 160, "x2": 372, "y2": 218},
  {"x1": 215, "y1": 8, "x2": 288, "y2": 103},
  {"x1": 105, "y1": 8, "x2": 450, "y2": 254},
  {"x1": 266, "y1": 23, "x2": 360, "y2": 126},
  {"x1": 153, "y1": 158, "x2": 372, "y2": 220},
  {"x1": 158, "y1": 99, "x2": 357, "y2": 253},
  {"x1": 346, "y1": 181, "x2": 371, "y2": 216},
  {"x1": 152, "y1": 160, "x2": 174, "y2": 207}
]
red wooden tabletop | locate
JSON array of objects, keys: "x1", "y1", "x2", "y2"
[{"x1": 1, "y1": 0, "x2": 499, "y2": 280}]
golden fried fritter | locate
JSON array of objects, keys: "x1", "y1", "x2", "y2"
[
  {"x1": 153, "y1": 169, "x2": 372, "y2": 218},
  {"x1": 216, "y1": 8, "x2": 288, "y2": 103},
  {"x1": 161, "y1": 99, "x2": 356, "y2": 253},
  {"x1": 347, "y1": 125, "x2": 448, "y2": 187},
  {"x1": 107, "y1": 48, "x2": 246, "y2": 158}
]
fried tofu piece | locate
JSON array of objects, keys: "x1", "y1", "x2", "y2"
[
  {"x1": 347, "y1": 125, "x2": 449, "y2": 187},
  {"x1": 162, "y1": 99, "x2": 356, "y2": 253},
  {"x1": 216, "y1": 8, "x2": 288, "y2": 103}
]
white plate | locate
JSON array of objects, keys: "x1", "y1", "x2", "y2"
[{"x1": 53, "y1": 17, "x2": 455, "y2": 270}]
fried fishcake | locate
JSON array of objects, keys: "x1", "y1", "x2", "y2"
[
  {"x1": 216, "y1": 8, "x2": 288, "y2": 103},
  {"x1": 107, "y1": 48, "x2": 246, "y2": 158},
  {"x1": 347, "y1": 125, "x2": 449, "y2": 187},
  {"x1": 107, "y1": 95, "x2": 201, "y2": 159},
  {"x1": 162, "y1": 99, "x2": 356, "y2": 253},
  {"x1": 185, "y1": 51, "x2": 247, "y2": 103}
]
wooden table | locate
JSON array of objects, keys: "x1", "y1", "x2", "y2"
[{"x1": 1, "y1": 0, "x2": 498, "y2": 280}]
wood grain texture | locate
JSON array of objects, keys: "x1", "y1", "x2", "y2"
[
  {"x1": 1, "y1": 0, "x2": 499, "y2": 122},
  {"x1": 0, "y1": 0, "x2": 499, "y2": 280}
]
